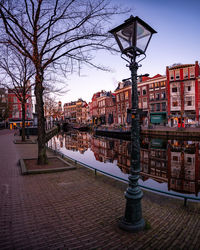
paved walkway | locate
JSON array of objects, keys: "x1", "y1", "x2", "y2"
[{"x1": 1, "y1": 129, "x2": 200, "y2": 249}]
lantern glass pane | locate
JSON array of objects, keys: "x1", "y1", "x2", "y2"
[
  {"x1": 136, "y1": 22, "x2": 151, "y2": 52},
  {"x1": 116, "y1": 23, "x2": 135, "y2": 50}
]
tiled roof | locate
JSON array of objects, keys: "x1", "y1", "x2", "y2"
[{"x1": 169, "y1": 64, "x2": 195, "y2": 70}]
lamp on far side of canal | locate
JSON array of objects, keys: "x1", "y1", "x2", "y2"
[{"x1": 109, "y1": 15, "x2": 157, "y2": 232}]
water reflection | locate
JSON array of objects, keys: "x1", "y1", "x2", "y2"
[{"x1": 49, "y1": 132, "x2": 200, "y2": 197}]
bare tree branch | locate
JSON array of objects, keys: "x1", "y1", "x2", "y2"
[{"x1": 0, "y1": 0, "x2": 129, "y2": 164}]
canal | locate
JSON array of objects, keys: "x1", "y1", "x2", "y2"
[{"x1": 48, "y1": 131, "x2": 200, "y2": 199}]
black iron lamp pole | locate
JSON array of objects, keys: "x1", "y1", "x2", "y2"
[
  {"x1": 119, "y1": 52, "x2": 145, "y2": 231},
  {"x1": 109, "y1": 15, "x2": 156, "y2": 232}
]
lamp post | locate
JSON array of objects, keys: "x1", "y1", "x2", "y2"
[{"x1": 109, "y1": 16, "x2": 156, "y2": 232}]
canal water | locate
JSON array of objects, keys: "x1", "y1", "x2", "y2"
[{"x1": 48, "y1": 131, "x2": 200, "y2": 199}]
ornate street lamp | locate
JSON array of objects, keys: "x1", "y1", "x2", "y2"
[{"x1": 109, "y1": 16, "x2": 156, "y2": 232}]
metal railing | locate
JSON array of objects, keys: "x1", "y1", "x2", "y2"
[{"x1": 47, "y1": 145, "x2": 200, "y2": 206}]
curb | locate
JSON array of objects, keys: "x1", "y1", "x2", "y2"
[
  {"x1": 14, "y1": 139, "x2": 37, "y2": 144},
  {"x1": 19, "y1": 156, "x2": 76, "y2": 175}
]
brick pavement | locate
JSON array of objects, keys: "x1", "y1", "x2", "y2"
[{"x1": 0, "y1": 129, "x2": 200, "y2": 249}]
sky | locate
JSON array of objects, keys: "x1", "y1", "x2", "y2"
[{"x1": 58, "y1": 0, "x2": 200, "y2": 105}]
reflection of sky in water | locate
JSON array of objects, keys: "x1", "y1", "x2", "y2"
[
  {"x1": 49, "y1": 135, "x2": 200, "y2": 199},
  {"x1": 55, "y1": 146, "x2": 129, "y2": 181}
]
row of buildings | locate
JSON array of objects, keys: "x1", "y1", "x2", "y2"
[
  {"x1": 63, "y1": 61, "x2": 200, "y2": 128},
  {"x1": 1, "y1": 60, "x2": 199, "y2": 129}
]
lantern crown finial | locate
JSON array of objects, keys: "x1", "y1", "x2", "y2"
[{"x1": 109, "y1": 16, "x2": 157, "y2": 57}]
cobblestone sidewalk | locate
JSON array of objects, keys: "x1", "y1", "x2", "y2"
[{"x1": 0, "y1": 130, "x2": 200, "y2": 249}]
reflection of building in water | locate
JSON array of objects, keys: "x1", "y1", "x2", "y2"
[
  {"x1": 91, "y1": 137, "x2": 117, "y2": 163},
  {"x1": 64, "y1": 132, "x2": 90, "y2": 153},
  {"x1": 90, "y1": 137, "x2": 131, "y2": 171},
  {"x1": 140, "y1": 138, "x2": 168, "y2": 182},
  {"x1": 57, "y1": 134, "x2": 64, "y2": 148},
  {"x1": 77, "y1": 132, "x2": 90, "y2": 154},
  {"x1": 51, "y1": 132, "x2": 200, "y2": 196},
  {"x1": 115, "y1": 140, "x2": 131, "y2": 174},
  {"x1": 168, "y1": 140, "x2": 200, "y2": 196}
]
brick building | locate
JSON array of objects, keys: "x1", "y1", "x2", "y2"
[
  {"x1": 63, "y1": 99, "x2": 88, "y2": 124},
  {"x1": 63, "y1": 101, "x2": 76, "y2": 123},
  {"x1": 91, "y1": 92, "x2": 100, "y2": 124},
  {"x1": 114, "y1": 80, "x2": 131, "y2": 125},
  {"x1": 138, "y1": 74, "x2": 167, "y2": 126},
  {"x1": 8, "y1": 87, "x2": 33, "y2": 129},
  {"x1": 166, "y1": 61, "x2": 200, "y2": 127}
]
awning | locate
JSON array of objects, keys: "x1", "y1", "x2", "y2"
[
  {"x1": 150, "y1": 114, "x2": 166, "y2": 124},
  {"x1": 150, "y1": 112, "x2": 167, "y2": 115}
]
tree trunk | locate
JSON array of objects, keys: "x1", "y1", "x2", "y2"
[
  {"x1": 21, "y1": 101, "x2": 26, "y2": 142},
  {"x1": 35, "y1": 73, "x2": 48, "y2": 165}
]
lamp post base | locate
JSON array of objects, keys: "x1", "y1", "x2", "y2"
[{"x1": 119, "y1": 217, "x2": 145, "y2": 232}]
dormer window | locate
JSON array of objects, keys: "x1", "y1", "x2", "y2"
[
  {"x1": 183, "y1": 68, "x2": 188, "y2": 79},
  {"x1": 169, "y1": 70, "x2": 174, "y2": 81},
  {"x1": 189, "y1": 67, "x2": 195, "y2": 78},
  {"x1": 175, "y1": 70, "x2": 180, "y2": 80}
]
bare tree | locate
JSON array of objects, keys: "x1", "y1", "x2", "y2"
[
  {"x1": 0, "y1": 0, "x2": 128, "y2": 164},
  {"x1": 0, "y1": 47, "x2": 35, "y2": 141},
  {"x1": 44, "y1": 95, "x2": 61, "y2": 127}
]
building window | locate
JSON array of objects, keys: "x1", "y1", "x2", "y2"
[
  {"x1": 156, "y1": 103, "x2": 160, "y2": 111},
  {"x1": 143, "y1": 97, "x2": 147, "y2": 108},
  {"x1": 120, "y1": 92, "x2": 124, "y2": 101},
  {"x1": 125, "y1": 91, "x2": 129, "y2": 100},
  {"x1": 14, "y1": 97, "x2": 17, "y2": 103},
  {"x1": 116, "y1": 94, "x2": 119, "y2": 102},
  {"x1": 155, "y1": 82, "x2": 159, "y2": 88},
  {"x1": 169, "y1": 71, "x2": 174, "y2": 80},
  {"x1": 161, "y1": 92, "x2": 166, "y2": 99},
  {"x1": 172, "y1": 97, "x2": 179, "y2": 107},
  {"x1": 138, "y1": 91, "x2": 140, "y2": 96},
  {"x1": 150, "y1": 83, "x2": 154, "y2": 89},
  {"x1": 160, "y1": 81, "x2": 166, "y2": 87},
  {"x1": 183, "y1": 68, "x2": 188, "y2": 79},
  {"x1": 142, "y1": 88, "x2": 147, "y2": 96},
  {"x1": 150, "y1": 104, "x2": 154, "y2": 112},
  {"x1": 118, "y1": 115, "x2": 122, "y2": 124},
  {"x1": 175, "y1": 70, "x2": 180, "y2": 80},
  {"x1": 189, "y1": 67, "x2": 195, "y2": 78},
  {"x1": 156, "y1": 93, "x2": 160, "y2": 100},
  {"x1": 172, "y1": 87, "x2": 178, "y2": 93},
  {"x1": 172, "y1": 155, "x2": 178, "y2": 162},
  {"x1": 150, "y1": 94, "x2": 154, "y2": 101},
  {"x1": 162, "y1": 102, "x2": 166, "y2": 111},
  {"x1": 117, "y1": 104, "x2": 120, "y2": 112},
  {"x1": 185, "y1": 96, "x2": 193, "y2": 106}
]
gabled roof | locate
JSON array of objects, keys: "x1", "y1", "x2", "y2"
[{"x1": 151, "y1": 74, "x2": 163, "y2": 79}]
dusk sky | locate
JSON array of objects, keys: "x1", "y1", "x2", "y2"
[{"x1": 59, "y1": 0, "x2": 200, "y2": 104}]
